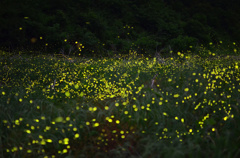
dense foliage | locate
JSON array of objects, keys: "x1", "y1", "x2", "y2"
[
  {"x1": 0, "y1": 48, "x2": 240, "y2": 157},
  {"x1": 0, "y1": 0, "x2": 239, "y2": 56},
  {"x1": 1, "y1": 1, "x2": 240, "y2": 157}
]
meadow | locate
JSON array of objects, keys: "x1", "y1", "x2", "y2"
[{"x1": 0, "y1": 46, "x2": 240, "y2": 158}]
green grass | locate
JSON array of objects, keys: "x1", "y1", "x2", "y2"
[{"x1": 0, "y1": 48, "x2": 240, "y2": 158}]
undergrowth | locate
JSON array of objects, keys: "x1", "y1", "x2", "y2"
[{"x1": 0, "y1": 46, "x2": 240, "y2": 158}]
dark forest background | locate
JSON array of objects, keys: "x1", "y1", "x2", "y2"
[{"x1": 0, "y1": 0, "x2": 239, "y2": 57}]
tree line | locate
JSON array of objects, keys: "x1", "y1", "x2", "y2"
[{"x1": 0, "y1": 0, "x2": 239, "y2": 56}]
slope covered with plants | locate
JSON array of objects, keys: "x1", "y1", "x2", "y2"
[{"x1": 1, "y1": 46, "x2": 240, "y2": 157}]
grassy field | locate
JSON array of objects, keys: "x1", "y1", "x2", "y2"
[{"x1": 0, "y1": 48, "x2": 240, "y2": 158}]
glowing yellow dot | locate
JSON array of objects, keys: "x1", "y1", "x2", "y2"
[
  {"x1": 93, "y1": 107, "x2": 97, "y2": 111},
  {"x1": 2, "y1": 91, "x2": 5, "y2": 95},
  {"x1": 63, "y1": 149, "x2": 68, "y2": 153},
  {"x1": 93, "y1": 122, "x2": 99, "y2": 127},
  {"x1": 63, "y1": 138, "x2": 69, "y2": 144},
  {"x1": 27, "y1": 149, "x2": 32, "y2": 153},
  {"x1": 116, "y1": 120, "x2": 120, "y2": 124},
  {"x1": 65, "y1": 91, "x2": 70, "y2": 97},
  {"x1": 46, "y1": 139, "x2": 52, "y2": 143},
  {"x1": 65, "y1": 117, "x2": 70, "y2": 121},
  {"x1": 115, "y1": 103, "x2": 119, "y2": 107},
  {"x1": 174, "y1": 94, "x2": 179, "y2": 98},
  {"x1": 19, "y1": 98, "x2": 22, "y2": 102},
  {"x1": 74, "y1": 84, "x2": 79, "y2": 89},
  {"x1": 86, "y1": 122, "x2": 90, "y2": 125},
  {"x1": 74, "y1": 133, "x2": 80, "y2": 139},
  {"x1": 212, "y1": 128, "x2": 215, "y2": 132},
  {"x1": 223, "y1": 116, "x2": 228, "y2": 121},
  {"x1": 15, "y1": 120, "x2": 20, "y2": 125},
  {"x1": 181, "y1": 118, "x2": 184, "y2": 123},
  {"x1": 55, "y1": 117, "x2": 63, "y2": 122},
  {"x1": 41, "y1": 139, "x2": 46, "y2": 145}
]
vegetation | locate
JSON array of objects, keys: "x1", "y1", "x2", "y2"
[
  {"x1": 0, "y1": 0, "x2": 240, "y2": 56},
  {"x1": 1, "y1": 43, "x2": 240, "y2": 157},
  {"x1": 0, "y1": 1, "x2": 240, "y2": 157}
]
